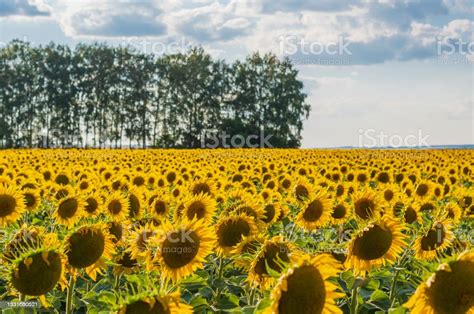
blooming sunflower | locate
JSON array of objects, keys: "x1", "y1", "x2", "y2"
[
  {"x1": 261, "y1": 202, "x2": 281, "y2": 225},
  {"x1": 125, "y1": 223, "x2": 158, "y2": 263},
  {"x1": 405, "y1": 250, "x2": 474, "y2": 314},
  {"x1": 65, "y1": 223, "x2": 115, "y2": 280},
  {"x1": 180, "y1": 193, "x2": 217, "y2": 222},
  {"x1": 215, "y1": 213, "x2": 257, "y2": 256},
  {"x1": 292, "y1": 177, "x2": 314, "y2": 203},
  {"x1": 105, "y1": 191, "x2": 130, "y2": 221},
  {"x1": 414, "y1": 218, "x2": 453, "y2": 260},
  {"x1": 351, "y1": 189, "x2": 383, "y2": 221},
  {"x1": 266, "y1": 253, "x2": 344, "y2": 314},
  {"x1": 152, "y1": 218, "x2": 215, "y2": 282},
  {"x1": 0, "y1": 184, "x2": 26, "y2": 226},
  {"x1": 189, "y1": 178, "x2": 216, "y2": 196},
  {"x1": 53, "y1": 194, "x2": 85, "y2": 228},
  {"x1": 346, "y1": 217, "x2": 407, "y2": 275},
  {"x1": 22, "y1": 188, "x2": 41, "y2": 212},
  {"x1": 84, "y1": 191, "x2": 103, "y2": 216},
  {"x1": 330, "y1": 202, "x2": 350, "y2": 224},
  {"x1": 295, "y1": 190, "x2": 331, "y2": 231},
  {"x1": 414, "y1": 180, "x2": 435, "y2": 200}
]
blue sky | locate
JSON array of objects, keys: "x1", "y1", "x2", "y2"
[{"x1": 0, "y1": 0, "x2": 472, "y2": 147}]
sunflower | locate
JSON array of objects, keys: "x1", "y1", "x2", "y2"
[
  {"x1": 152, "y1": 218, "x2": 215, "y2": 282},
  {"x1": 117, "y1": 291, "x2": 192, "y2": 314},
  {"x1": 295, "y1": 190, "x2": 331, "y2": 231},
  {"x1": 0, "y1": 184, "x2": 26, "y2": 226},
  {"x1": 414, "y1": 180, "x2": 435, "y2": 200},
  {"x1": 53, "y1": 194, "x2": 85, "y2": 228},
  {"x1": 351, "y1": 189, "x2": 383, "y2": 221},
  {"x1": 149, "y1": 196, "x2": 170, "y2": 220},
  {"x1": 248, "y1": 236, "x2": 293, "y2": 289},
  {"x1": 180, "y1": 193, "x2": 217, "y2": 222},
  {"x1": 125, "y1": 223, "x2": 158, "y2": 263},
  {"x1": 6, "y1": 232, "x2": 65, "y2": 306},
  {"x1": 261, "y1": 202, "x2": 281, "y2": 225},
  {"x1": 2, "y1": 225, "x2": 44, "y2": 262},
  {"x1": 403, "y1": 201, "x2": 421, "y2": 224},
  {"x1": 113, "y1": 250, "x2": 140, "y2": 275},
  {"x1": 346, "y1": 216, "x2": 407, "y2": 275},
  {"x1": 105, "y1": 191, "x2": 130, "y2": 221},
  {"x1": 189, "y1": 178, "x2": 216, "y2": 196},
  {"x1": 215, "y1": 213, "x2": 257, "y2": 256},
  {"x1": 292, "y1": 177, "x2": 314, "y2": 203},
  {"x1": 330, "y1": 201, "x2": 350, "y2": 224},
  {"x1": 84, "y1": 192, "x2": 103, "y2": 216},
  {"x1": 127, "y1": 187, "x2": 145, "y2": 220},
  {"x1": 405, "y1": 250, "x2": 474, "y2": 314},
  {"x1": 267, "y1": 253, "x2": 344, "y2": 314},
  {"x1": 65, "y1": 223, "x2": 115, "y2": 280},
  {"x1": 22, "y1": 188, "x2": 41, "y2": 212},
  {"x1": 442, "y1": 201, "x2": 463, "y2": 223},
  {"x1": 414, "y1": 218, "x2": 454, "y2": 260}
]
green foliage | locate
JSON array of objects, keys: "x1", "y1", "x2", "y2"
[{"x1": 0, "y1": 41, "x2": 309, "y2": 149}]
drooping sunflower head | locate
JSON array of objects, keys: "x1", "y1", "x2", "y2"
[
  {"x1": 0, "y1": 184, "x2": 26, "y2": 226},
  {"x1": 151, "y1": 218, "x2": 215, "y2": 282},
  {"x1": 346, "y1": 217, "x2": 407, "y2": 275},
  {"x1": 53, "y1": 194, "x2": 85, "y2": 228},
  {"x1": 117, "y1": 290, "x2": 192, "y2": 314},
  {"x1": 295, "y1": 190, "x2": 331, "y2": 231},
  {"x1": 10, "y1": 250, "x2": 64, "y2": 297},
  {"x1": 414, "y1": 219, "x2": 453, "y2": 260},
  {"x1": 268, "y1": 253, "x2": 344, "y2": 314},
  {"x1": 248, "y1": 236, "x2": 293, "y2": 289},
  {"x1": 405, "y1": 250, "x2": 474, "y2": 314},
  {"x1": 215, "y1": 213, "x2": 257, "y2": 256},
  {"x1": 2, "y1": 226, "x2": 45, "y2": 262},
  {"x1": 65, "y1": 223, "x2": 115, "y2": 280},
  {"x1": 351, "y1": 189, "x2": 383, "y2": 221}
]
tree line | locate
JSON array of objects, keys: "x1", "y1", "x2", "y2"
[{"x1": 0, "y1": 40, "x2": 310, "y2": 148}]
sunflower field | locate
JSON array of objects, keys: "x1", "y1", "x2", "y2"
[{"x1": 0, "y1": 149, "x2": 473, "y2": 314}]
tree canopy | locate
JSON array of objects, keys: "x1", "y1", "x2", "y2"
[{"x1": 0, "y1": 40, "x2": 310, "y2": 148}]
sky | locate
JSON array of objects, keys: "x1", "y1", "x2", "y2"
[{"x1": 0, "y1": 0, "x2": 472, "y2": 148}]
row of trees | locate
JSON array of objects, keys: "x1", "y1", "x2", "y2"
[{"x1": 0, "y1": 40, "x2": 309, "y2": 148}]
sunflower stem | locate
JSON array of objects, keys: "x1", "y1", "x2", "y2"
[
  {"x1": 389, "y1": 268, "x2": 401, "y2": 308},
  {"x1": 350, "y1": 286, "x2": 359, "y2": 314},
  {"x1": 215, "y1": 256, "x2": 225, "y2": 301},
  {"x1": 66, "y1": 276, "x2": 76, "y2": 314}
]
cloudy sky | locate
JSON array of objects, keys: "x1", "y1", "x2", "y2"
[{"x1": 0, "y1": 0, "x2": 472, "y2": 147}]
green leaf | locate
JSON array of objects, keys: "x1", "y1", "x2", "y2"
[
  {"x1": 370, "y1": 289, "x2": 388, "y2": 302},
  {"x1": 389, "y1": 307, "x2": 407, "y2": 314}
]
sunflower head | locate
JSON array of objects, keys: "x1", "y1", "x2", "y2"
[
  {"x1": 151, "y1": 218, "x2": 215, "y2": 282},
  {"x1": 0, "y1": 184, "x2": 26, "y2": 226},
  {"x1": 11, "y1": 250, "x2": 64, "y2": 296},
  {"x1": 295, "y1": 190, "x2": 331, "y2": 231},
  {"x1": 268, "y1": 254, "x2": 343, "y2": 314},
  {"x1": 215, "y1": 214, "x2": 257, "y2": 256},
  {"x1": 405, "y1": 250, "x2": 474, "y2": 314},
  {"x1": 346, "y1": 217, "x2": 407, "y2": 275}
]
